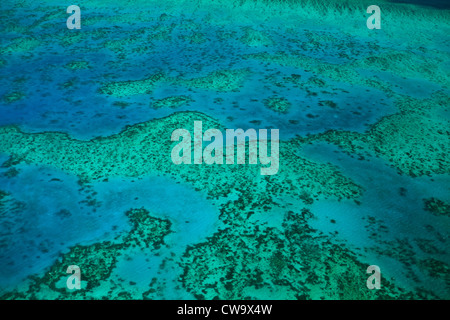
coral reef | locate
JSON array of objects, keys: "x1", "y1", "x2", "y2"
[
  {"x1": 171, "y1": 69, "x2": 251, "y2": 92},
  {"x1": 239, "y1": 27, "x2": 273, "y2": 47},
  {"x1": 263, "y1": 96, "x2": 291, "y2": 114},
  {"x1": 0, "y1": 111, "x2": 362, "y2": 202},
  {"x1": 299, "y1": 92, "x2": 450, "y2": 177},
  {"x1": 150, "y1": 95, "x2": 194, "y2": 109},
  {"x1": 0, "y1": 208, "x2": 172, "y2": 299},
  {"x1": 0, "y1": 0, "x2": 448, "y2": 301},
  {"x1": 98, "y1": 73, "x2": 165, "y2": 97},
  {"x1": 2, "y1": 91, "x2": 25, "y2": 103},
  {"x1": 423, "y1": 198, "x2": 450, "y2": 217},
  {"x1": 181, "y1": 210, "x2": 415, "y2": 300},
  {"x1": 0, "y1": 37, "x2": 40, "y2": 54},
  {"x1": 64, "y1": 61, "x2": 91, "y2": 70}
]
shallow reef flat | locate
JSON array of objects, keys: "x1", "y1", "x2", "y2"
[
  {"x1": 0, "y1": 208, "x2": 172, "y2": 299},
  {"x1": 150, "y1": 95, "x2": 194, "y2": 110},
  {"x1": 180, "y1": 210, "x2": 419, "y2": 300},
  {"x1": 301, "y1": 92, "x2": 450, "y2": 177},
  {"x1": 0, "y1": 0, "x2": 449, "y2": 300},
  {"x1": 244, "y1": 49, "x2": 449, "y2": 97},
  {"x1": 98, "y1": 68, "x2": 251, "y2": 97},
  {"x1": 0, "y1": 109, "x2": 446, "y2": 299}
]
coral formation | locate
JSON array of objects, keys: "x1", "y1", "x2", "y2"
[
  {"x1": 0, "y1": 208, "x2": 172, "y2": 299},
  {"x1": 240, "y1": 27, "x2": 273, "y2": 47},
  {"x1": 2, "y1": 91, "x2": 25, "y2": 103},
  {"x1": 64, "y1": 61, "x2": 91, "y2": 70},
  {"x1": 99, "y1": 73, "x2": 165, "y2": 97},
  {"x1": 150, "y1": 95, "x2": 194, "y2": 109},
  {"x1": 0, "y1": 111, "x2": 361, "y2": 202},
  {"x1": 0, "y1": 0, "x2": 448, "y2": 301},
  {"x1": 181, "y1": 210, "x2": 415, "y2": 300},
  {"x1": 423, "y1": 198, "x2": 450, "y2": 217},
  {"x1": 171, "y1": 69, "x2": 251, "y2": 92},
  {"x1": 263, "y1": 96, "x2": 291, "y2": 114},
  {"x1": 305, "y1": 93, "x2": 450, "y2": 177}
]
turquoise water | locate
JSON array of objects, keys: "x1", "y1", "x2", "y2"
[{"x1": 0, "y1": 0, "x2": 449, "y2": 299}]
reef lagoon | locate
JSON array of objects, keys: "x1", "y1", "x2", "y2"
[{"x1": 0, "y1": 0, "x2": 449, "y2": 299}]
